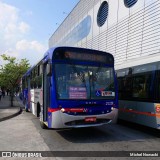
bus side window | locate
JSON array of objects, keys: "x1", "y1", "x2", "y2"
[
  {"x1": 117, "y1": 70, "x2": 127, "y2": 100},
  {"x1": 132, "y1": 73, "x2": 152, "y2": 99},
  {"x1": 35, "y1": 75, "x2": 42, "y2": 89},
  {"x1": 154, "y1": 70, "x2": 160, "y2": 101}
]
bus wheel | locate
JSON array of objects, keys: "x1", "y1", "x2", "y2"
[
  {"x1": 37, "y1": 103, "x2": 40, "y2": 117},
  {"x1": 40, "y1": 121, "x2": 48, "y2": 129}
]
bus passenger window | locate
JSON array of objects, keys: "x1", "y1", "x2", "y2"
[
  {"x1": 132, "y1": 74, "x2": 151, "y2": 99},
  {"x1": 123, "y1": 68, "x2": 133, "y2": 99}
]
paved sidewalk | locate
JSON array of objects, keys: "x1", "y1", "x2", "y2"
[{"x1": 0, "y1": 95, "x2": 23, "y2": 122}]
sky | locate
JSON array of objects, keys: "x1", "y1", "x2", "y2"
[{"x1": 0, "y1": 0, "x2": 79, "y2": 66}]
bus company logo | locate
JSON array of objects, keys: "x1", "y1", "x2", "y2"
[{"x1": 83, "y1": 108, "x2": 88, "y2": 112}]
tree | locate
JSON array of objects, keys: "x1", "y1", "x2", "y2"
[{"x1": 0, "y1": 54, "x2": 30, "y2": 106}]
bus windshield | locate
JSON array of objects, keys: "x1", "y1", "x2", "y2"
[{"x1": 55, "y1": 64, "x2": 115, "y2": 100}]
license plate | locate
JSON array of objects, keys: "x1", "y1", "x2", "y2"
[{"x1": 85, "y1": 117, "x2": 97, "y2": 122}]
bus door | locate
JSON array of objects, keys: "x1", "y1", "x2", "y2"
[{"x1": 43, "y1": 63, "x2": 51, "y2": 122}]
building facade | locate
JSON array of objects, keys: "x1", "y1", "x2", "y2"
[{"x1": 49, "y1": 0, "x2": 160, "y2": 69}]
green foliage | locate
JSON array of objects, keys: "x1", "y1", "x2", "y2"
[{"x1": 0, "y1": 54, "x2": 30, "y2": 92}]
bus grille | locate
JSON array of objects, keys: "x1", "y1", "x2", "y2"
[{"x1": 65, "y1": 119, "x2": 111, "y2": 126}]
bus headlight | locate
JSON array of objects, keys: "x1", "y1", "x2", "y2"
[
  {"x1": 111, "y1": 107, "x2": 114, "y2": 111},
  {"x1": 61, "y1": 108, "x2": 65, "y2": 112}
]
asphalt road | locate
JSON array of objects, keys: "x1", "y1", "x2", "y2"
[{"x1": 0, "y1": 110, "x2": 160, "y2": 160}]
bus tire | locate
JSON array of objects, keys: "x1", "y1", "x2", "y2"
[
  {"x1": 40, "y1": 121, "x2": 48, "y2": 129},
  {"x1": 37, "y1": 103, "x2": 40, "y2": 117}
]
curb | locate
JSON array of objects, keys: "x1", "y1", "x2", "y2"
[{"x1": 0, "y1": 107, "x2": 22, "y2": 122}]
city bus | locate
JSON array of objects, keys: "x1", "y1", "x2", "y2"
[
  {"x1": 22, "y1": 46, "x2": 118, "y2": 129},
  {"x1": 116, "y1": 55, "x2": 160, "y2": 130}
]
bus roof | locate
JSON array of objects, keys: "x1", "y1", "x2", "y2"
[
  {"x1": 43, "y1": 46, "x2": 114, "y2": 63},
  {"x1": 22, "y1": 65, "x2": 35, "y2": 78}
]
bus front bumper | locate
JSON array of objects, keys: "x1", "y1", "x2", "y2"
[{"x1": 49, "y1": 108, "x2": 118, "y2": 129}]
